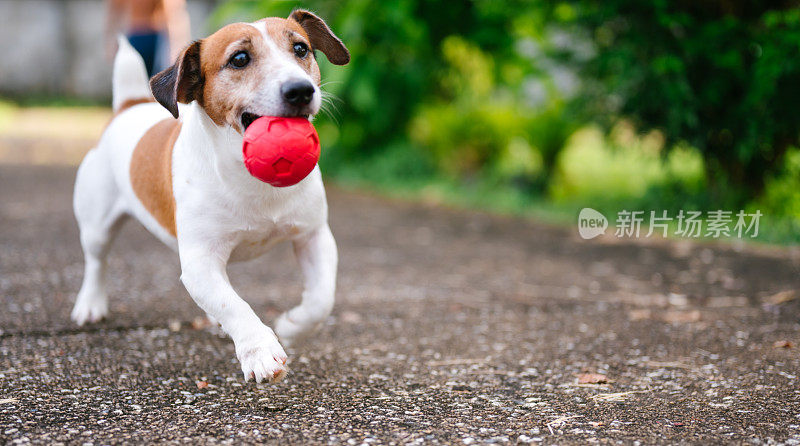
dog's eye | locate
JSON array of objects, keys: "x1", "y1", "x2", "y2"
[
  {"x1": 293, "y1": 42, "x2": 309, "y2": 59},
  {"x1": 229, "y1": 51, "x2": 250, "y2": 68}
]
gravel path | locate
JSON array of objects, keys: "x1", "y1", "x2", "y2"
[{"x1": 1, "y1": 164, "x2": 799, "y2": 445}]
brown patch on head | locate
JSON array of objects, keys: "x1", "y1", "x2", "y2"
[
  {"x1": 198, "y1": 23, "x2": 265, "y2": 127},
  {"x1": 260, "y1": 17, "x2": 321, "y2": 85},
  {"x1": 130, "y1": 119, "x2": 181, "y2": 236}
]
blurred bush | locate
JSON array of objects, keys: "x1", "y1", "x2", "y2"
[
  {"x1": 411, "y1": 36, "x2": 526, "y2": 178},
  {"x1": 758, "y1": 148, "x2": 800, "y2": 219},
  {"x1": 571, "y1": 0, "x2": 800, "y2": 204}
]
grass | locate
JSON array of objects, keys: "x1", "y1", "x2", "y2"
[{"x1": 0, "y1": 99, "x2": 111, "y2": 140}]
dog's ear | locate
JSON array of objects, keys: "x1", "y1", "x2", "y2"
[
  {"x1": 289, "y1": 9, "x2": 350, "y2": 65},
  {"x1": 150, "y1": 41, "x2": 203, "y2": 118}
]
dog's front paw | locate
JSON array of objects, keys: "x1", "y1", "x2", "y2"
[
  {"x1": 235, "y1": 326, "x2": 288, "y2": 383},
  {"x1": 71, "y1": 291, "x2": 108, "y2": 326}
]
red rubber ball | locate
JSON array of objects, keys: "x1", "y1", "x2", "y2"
[{"x1": 242, "y1": 116, "x2": 321, "y2": 187}]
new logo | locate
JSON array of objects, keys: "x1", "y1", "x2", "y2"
[{"x1": 578, "y1": 208, "x2": 608, "y2": 239}]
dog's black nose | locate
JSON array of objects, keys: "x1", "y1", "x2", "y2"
[{"x1": 281, "y1": 80, "x2": 315, "y2": 106}]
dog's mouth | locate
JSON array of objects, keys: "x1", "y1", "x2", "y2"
[
  {"x1": 241, "y1": 111, "x2": 311, "y2": 132},
  {"x1": 241, "y1": 112, "x2": 262, "y2": 132}
]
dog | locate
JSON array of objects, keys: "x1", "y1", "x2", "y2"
[{"x1": 71, "y1": 10, "x2": 349, "y2": 383}]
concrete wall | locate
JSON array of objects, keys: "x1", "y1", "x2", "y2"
[{"x1": 0, "y1": 0, "x2": 218, "y2": 101}]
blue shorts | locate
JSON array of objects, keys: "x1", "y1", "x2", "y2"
[{"x1": 128, "y1": 31, "x2": 163, "y2": 77}]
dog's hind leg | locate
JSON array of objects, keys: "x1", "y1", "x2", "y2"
[
  {"x1": 71, "y1": 149, "x2": 127, "y2": 325},
  {"x1": 275, "y1": 224, "x2": 338, "y2": 347}
]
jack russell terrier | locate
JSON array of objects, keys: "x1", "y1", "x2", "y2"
[{"x1": 71, "y1": 10, "x2": 349, "y2": 383}]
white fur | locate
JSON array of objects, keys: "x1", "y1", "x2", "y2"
[
  {"x1": 72, "y1": 23, "x2": 338, "y2": 384},
  {"x1": 112, "y1": 36, "x2": 153, "y2": 112}
]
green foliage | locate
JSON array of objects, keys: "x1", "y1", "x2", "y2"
[
  {"x1": 571, "y1": 0, "x2": 800, "y2": 201},
  {"x1": 409, "y1": 33, "x2": 580, "y2": 192},
  {"x1": 411, "y1": 36, "x2": 521, "y2": 177},
  {"x1": 522, "y1": 101, "x2": 581, "y2": 187},
  {"x1": 550, "y1": 125, "x2": 707, "y2": 208},
  {"x1": 757, "y1": 148, "x2": 800, "y2": 219}
]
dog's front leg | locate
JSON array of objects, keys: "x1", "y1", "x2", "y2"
[
  {"x1": 179, "y1": 241, "x2": 288, "y2": 383},
  {"x1": 275, "y1": 224, "x2": 338, "y2": 347}
]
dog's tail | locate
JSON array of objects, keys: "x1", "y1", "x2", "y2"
[{"x1": 112, "y1": 36, "x2": 152, "y2": 112}]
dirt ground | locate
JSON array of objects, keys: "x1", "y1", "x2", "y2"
[{"x1": 1, "y1": 163, "x2": 799, "y2": 445}]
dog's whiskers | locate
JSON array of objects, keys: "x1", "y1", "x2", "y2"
[{"x1": 318, "y1": 89, "x2": 342, "y2": 125}]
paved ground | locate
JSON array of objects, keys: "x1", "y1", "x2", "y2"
[{"x1": 1, "y1": 164, "x2": 799, "y2": 445}]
